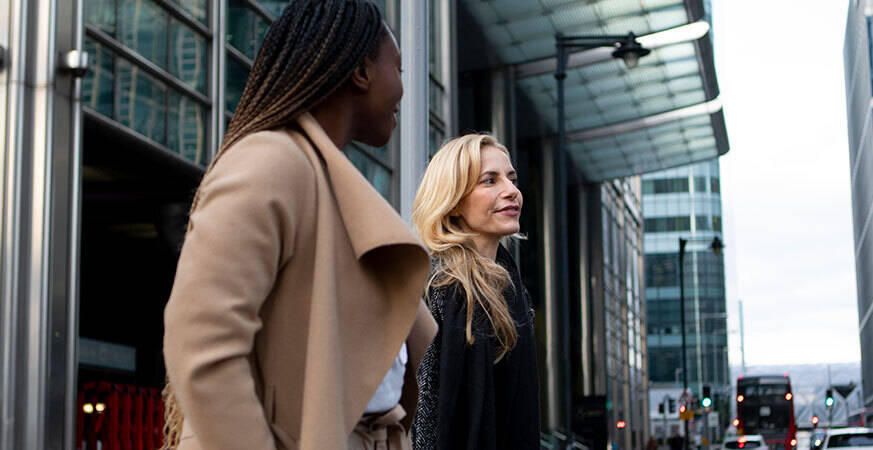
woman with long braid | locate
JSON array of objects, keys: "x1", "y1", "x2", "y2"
[{"x1": 161, "y1": 2, "x2": 434, "y2": 449}]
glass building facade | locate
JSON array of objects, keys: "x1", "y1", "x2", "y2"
[
  {"x1": 843, "y1": 0, "x2": 873, "y2": 423},
  {"x1": 642, "y1": 159, "x2": 729, "y2": 438}
]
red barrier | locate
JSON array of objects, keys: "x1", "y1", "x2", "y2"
[{"x1": 77, "y1": 382, "x2": 164, "y2": 450}]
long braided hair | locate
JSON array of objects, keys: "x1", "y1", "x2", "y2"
[{"x1": 161, "y1": 1, "x2": 387, "y2": 448}]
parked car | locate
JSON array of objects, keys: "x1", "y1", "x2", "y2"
[
  {"x1": 821, "y1": 428, "x2": 873, "y2": 449},
  {"x1": 723, "y1": 434, "x2": 769, "y2": 449}
]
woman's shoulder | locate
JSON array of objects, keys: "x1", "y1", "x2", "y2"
[{"x1": 206, "y1": 129, "x2": 316, "y2": 189}]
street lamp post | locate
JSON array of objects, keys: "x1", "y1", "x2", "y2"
[
  {"x1": 678, "y1": 236, "x2": 724, "y2": 450},
  {"x1": 553, "y1": 32, "x2": 650, "y2": 449}
]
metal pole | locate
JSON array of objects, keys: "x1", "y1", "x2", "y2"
[
  {"x1": 554, "y1": 35, "x2": 574, "y2": 448},
  {"x1": 679, "y1": 238, "x2": 689, "y2": 450},
  {"x1": 739, "y1": 300, "x2": 746, "y2": 373}
]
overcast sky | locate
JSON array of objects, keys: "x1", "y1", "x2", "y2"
[{"x1": 711, "y1": 0, "x2": 862, "y2": 366}]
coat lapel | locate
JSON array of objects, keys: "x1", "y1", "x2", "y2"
[
  {"x1": 296, "y1": 112, "x2": 423, "y2": 259},
  {"x1": 294, "y1": 112, "x2": 436, "y2": 437}
]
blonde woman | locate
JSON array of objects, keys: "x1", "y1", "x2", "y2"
[{"x1": 411, "y1": 135, "x2": 540, "y2": 449}]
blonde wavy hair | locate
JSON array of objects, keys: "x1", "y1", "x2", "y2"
[{"x1": 412, "y1": 134, "x2": 519, "y2": 361}]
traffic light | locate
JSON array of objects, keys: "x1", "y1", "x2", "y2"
[
  {"x1": 825, "y1": 389, "x2": 835, "y2": 408},
  {"x1": 812, "y1": 415, "x2": 819, "y2": 427},
  {"x1": 658, "y1": 403, "x2": 665, "y2": 414},
  {"x1": 701, "y1": 385, "x2": 712, "y2": 409},
  {"x1": 668, "y1": 398, "x2": 676, "y2": 413}
]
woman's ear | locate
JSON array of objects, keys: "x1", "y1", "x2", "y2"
[{"x1": 349, "y1": 59, "x2": 372, "y2": 92}]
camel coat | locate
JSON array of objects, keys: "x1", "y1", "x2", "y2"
[{"x1": 163, "y1": 112, "x2": 435, "y2": 450}]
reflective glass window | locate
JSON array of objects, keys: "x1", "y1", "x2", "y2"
[
  {"x1": 643, "y1": 177, "x2": 689, "y2": 194},
  {"x1": 119, "y1": 0, "x2": 169, "y2": 68},
  {"x1": 227, "y1": 0, "x2": 270, "y2": 60},
  {"x1": 345, "y1": 145, "x2": 391, "y2": 198},
  {"x1": 169, "y1": 19, "x2": 208, "y2": 93},
  {"x1": 257, "y1": 0, "x2": 289, "y2": 17},
  {"x1": 169, "y1": 0, "x2": 208, "y2": 23},
  {"x1": 695, "y1": 215, "x2": 710, "y2": 231},
  {"x1": 117, "y1": 59, "x2": 167, "y2": 144},
  {"x1": 86, "y1": 0, "x2": 116, "y2": 35},
  {"x1": 226, "y1": 54, "x2": 250, "y2": 114},
  {"x1": 83, "y1": 38, "x2": 115, "y2": 118},
  {"x1": 694, "y1": 176, "x2": 706, "y2": 193},
  {"x1": 712, "y1": 215, "x2": 722, "y2": 232},
  {"x1": 711, "y1": 177, "x2": 720, "y2": 193},
  {"x1": 168, "y1": 91, "x2": 206, "y2": 164}
]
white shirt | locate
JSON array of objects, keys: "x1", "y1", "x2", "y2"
[{"x1": 363, "y1": 343, "x2": 407, "y2": 414}]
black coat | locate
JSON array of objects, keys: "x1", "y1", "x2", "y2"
[{"x1": 413, "y1": 245, "x2": 541, "y2": 450}]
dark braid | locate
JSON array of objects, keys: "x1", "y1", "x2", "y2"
[
  {"x1": 186, "y1": 0, "x2": 386, "y2": 219},
  {"x1": 162, "y1": 2, "x2": 386, "y2": 448}
]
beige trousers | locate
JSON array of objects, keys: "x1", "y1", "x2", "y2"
[{"x1": 349, "y1": 404, "x2": 411, "y2": 450}]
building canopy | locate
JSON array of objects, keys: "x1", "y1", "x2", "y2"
[{"x1": 463, "y1": 0, "x2": 729, "y2": 182}]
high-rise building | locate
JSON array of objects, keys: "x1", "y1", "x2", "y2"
[
  {"x1": 642, "y1": 160, "x2": 729, "y2": 440},
  {"x1": 0, "y1": 1, "x2": 727, "y2": 448},
  {"x1": 843, "y1": 0, "x2": 873, "y2": 424}
]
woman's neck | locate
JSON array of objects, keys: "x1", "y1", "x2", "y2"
[{"x1": 471, "y1": 235, "x2": 500, "y2": 261}]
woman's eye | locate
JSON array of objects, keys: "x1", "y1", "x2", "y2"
[
  {"x1": 510, "y1": 178, "x2": 518, "y2": 185},
  {"x1": 483, "y1": 178, "x2": 495, "y2": 185}
]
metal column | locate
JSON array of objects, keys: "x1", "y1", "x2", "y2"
[
  {"x1": 398, "y1": 0, "x2": 428, "y2": 222},
  {"x1": 0, "y1": 0, "x2": 84, "y2": 448}
]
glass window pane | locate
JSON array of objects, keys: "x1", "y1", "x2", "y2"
[
  {"x1": 226, "y1": 0, "x2": 252, "y2": 56},
  {"x1": 168, "y1": 92, "x2": 206, "y2": 164},
  {"x1": 117, "y1": 59, "x2": 167, "y2": 145},
  {"x1": 429, "y1": 126, "x2": 444, "y2": 158},
  {"x1": 86, "y1": 0, "x2": 116, "y2": 35},
  {"x1": 344, "y1": 145, "x2": 391, "y2": 199},
  {"x1": 119, "y1": 0, "x2": 169, "y2": 69},
  {"x1": 257, "y1": 1, "x2": 289, "y2": 18},
  {"x1": 711, "y1": 177, "x2": 720, "y2": 193},
  {"x1": 227, "y1": 0, "x2": 269, "y2": 59},
  {"x1": 83, "y1": 38, "x2": 115, "y2": 118},
  {"x1": 169, "y1": 19, "x2": 208, "y2": 93},
  {"x1": 226, "y1": 54, "x2": 250, "y2": 114},
  {"x1": 168, "y1": 0, "x2": 207, "y2": 24}
]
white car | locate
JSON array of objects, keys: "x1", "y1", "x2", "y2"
[
  {"x1": 822, "y1": 428, "x2": 873, "y2": 449},
  {"x1": 722, "y1": 434, "x2": 769, "y2": 449}
]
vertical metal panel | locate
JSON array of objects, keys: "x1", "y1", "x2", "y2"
[
  {"x1": 398, "y1": 0, "x2": 428, "y2": 222},
  {"x1": 576, "y1": 183, "x2": 592, "y2": 397},
  {"x1": 0, "y1": 0, "x2": 83, "y2": 446},
  {"x1": 539, "y1": 137, "x2": 562, "y2": 431},
  {"x1": 0, "y1": 0, "x2": 26, "y2": 447},
  {"x1": 211, "y1": 0, "x2": 226, "y2": 160}
]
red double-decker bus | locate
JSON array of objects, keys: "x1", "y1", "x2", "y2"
[{"x1": 736, "y1": 375, "x2": 797, "y2": 450}]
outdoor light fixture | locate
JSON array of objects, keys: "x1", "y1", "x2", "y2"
[
  {"x1": 58, "y1": 49, "x2": 90, "y2": 77},
  {"x1": 611, "y1": 33, "x2": 651, "y2": 69},
  {"x1": 737, "y1": 395, "x2": 744, "y2": 403},
  {"x1": 552, "y1": 32, "x2": 651, "y2": 449},
  {"x1": 83, "y1": 403, "x2": 94, "y2": 414}
]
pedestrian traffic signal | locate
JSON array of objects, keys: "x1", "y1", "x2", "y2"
[
  {"x1": 668, "y1": 398, "x2": 676, "y2": 413},
  {"x1": 702, "y1": 385, "x2": 712, "y2": 409},
  {"x1": 825, "y1": 389, "x2": 835, "y2": 408},
  {"x1": 812, "y1": 415, "x2": 819, "y2": 427}
]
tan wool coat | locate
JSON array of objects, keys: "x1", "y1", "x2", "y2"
[{"x1": 163, "y1": 112, "x2": 436, "y2": 450}]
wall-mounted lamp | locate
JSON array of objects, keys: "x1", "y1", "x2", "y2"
[{"x1": 58, "y1": 49, "x2": 90, "y2": 77}]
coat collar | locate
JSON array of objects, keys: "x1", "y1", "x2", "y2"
[{"x1": 296, "y1": 112, "x2": 426, "y2": 261}]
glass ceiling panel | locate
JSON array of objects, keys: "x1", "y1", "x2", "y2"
[{"x1": 460, "y1": 0, "x2": 726, "y2": 181}]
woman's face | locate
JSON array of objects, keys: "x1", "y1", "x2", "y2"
[
  {"x1": 356, "y1": 29, "x2": 403, "y2": 147},
  {"x1": 455, "y1": 145, "x2": 523, "y2": 245}
]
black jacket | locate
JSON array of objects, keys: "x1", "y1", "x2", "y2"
[{"x1": 413, "y1": 245, "x2": 540, "y2": 450}]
